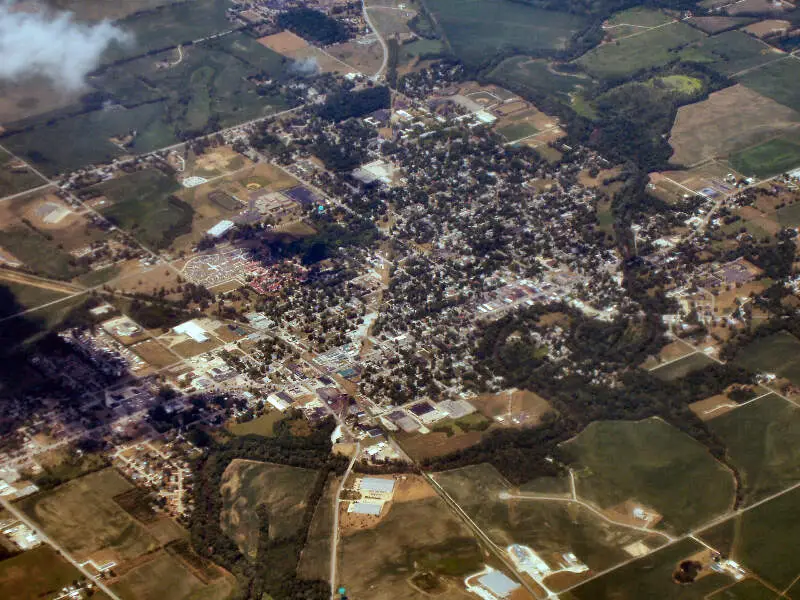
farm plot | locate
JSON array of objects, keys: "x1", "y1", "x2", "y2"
[
  {"x1": 297, "y1": 474, "x2": 339, "y2": 580},
  {"x1": 738, "y1": 58, "x2": 800, "y2": 112},
  {"x1": 699, "y1": 486, "x2": 800, "y2": 591},
  {"x1": 433, "y1": 463, "x2": 666, "y2": 590},
  {"x1": 602, "y1": 7, "x2": 673, "y2": 39},
  {"x1": 733, "y1": 331, "x2": 800, "y2": 385},
  {"x1": 490, "y1": 57, "x2": 589, "y2": 103},
  {"x1": 0, "y1": 148, "x2": 46, "y2": 197},
  {"x1": 339, "y1": 476, "x2": 483, "y2": 600},
  {"x1": 685, "y1": 31, "x2": 782, "y2": 76},
  {"x1": 570, "y1": 538, "x2": 732, "y2": 600},
  {"x1": 0, "y1": 546, "x2": 88, "y2": 600},
  {"x1": 561, "y1": 418, "x2": 735, "y2": 534},
  {"x1": 729, "y1": 135, "x2": 800, "y2": 178},
  {"x1": 650, "y1": 352, "x2": 717, "y2": 381},
  {"x1": 93, "y1": 169, "x2": 189, "y2": 250},
  {"x1": 705, "y1": 393, "x2": 800, "y2": 506},
  {"x1": 669, "y1": 84, "x2": 800, "y2": 167},
  {"x1": 0, "y1": 278, "x2": 71, "y2": 315},
  {"x1": 426, "y1": 0, "x2": 587, "y2": 67},
  {"x1": 219, "y1": 459, "x2": 319, "y2": 559},
  {"x1": 18, "y1": 468, "x2": 159, "y2": 563},
  {"x1": 576, "y1": 21, "x2": 706, "y2": 79}
]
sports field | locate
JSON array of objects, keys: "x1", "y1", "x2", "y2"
[
  {"x1": 19, "y1": 468, "x2": 159, "y2": 562},
  {"x1": 426, "y1": 0, "x2": 587, "y2": 67},
  {"x1": 729, "y1": 136, "x2": 800, "y2": 178},
  {"x1": 576, "y1": 21, "x2": 705, "y2": 79},
  {"x1": 219, "y1": 459, "x2": 318, "y2": 559},
  {"x1": 733, "y1": 331, "x2": 800, "y2": 385},
  {"x1": 570, "y1": 538, "x2": 731, "y2": 599},
  {"x1": 738, "y1": 58, "x2": 800, "y2": 112},
  {"x1": 706, "y1": 394, "x2": 800, "y2": 505},
  {"x1": 562, "y1": 418, "x2": 735, "y2": 534},
  {"x1": 700, "y1": 486, "x2": 800, "y2": 591}
]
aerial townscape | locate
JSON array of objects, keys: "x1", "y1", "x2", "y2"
[{"x1": 3, "y1": 0, "x2": 800, "y2": 598}]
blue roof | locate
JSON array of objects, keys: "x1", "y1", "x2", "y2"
[
  {"x1": 360, "y1": 477, "x2": 395, "y2": 493},
  {"x1": 478, "y1": 571, "x2": 520, "y2": 598}
]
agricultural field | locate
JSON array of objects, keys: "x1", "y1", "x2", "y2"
[
  {"x1": 733, "y1": 331, "x2": 800, "y2": 385},
  {"x1": 326, "y1": 38, "x2": 385, "y2": 76},
  {"x1": 569, "y1": 538, "x2": 732, "y2": 599},
  {"x1": 426, "y1": 0, "x2": 587, "y2": 67},
  {"x1": 562, "y1": 418, "x2": 735, "y2": 534},
  {"x1": 45, "y1": 0, "x2": 178, "y2": 21},
  {"x1": 0, "y1": 277, "x2": 72, "y2": 315},
  {"x1": 433, "y1": 463, "x2": 667, "y2": 589},
  {"x1": 688, "y1": 15, "x2": 756, "y2": 34},
  {"x1": 297, "y1": 474, "x2": 339, "y2": 581},
  {"x1": 650, "y1": 352, "x2": 717, "y2": 381},
  {"x1": 0, "y1": 76, "x2": 83, "y2": 125},
  {"x1": 93, "y1": 169, "x2": 188, "y2": 250},
  {"x1": 0, "y1": 546, "x2": 88, "y2": 600},
  {"x1": 490, "y1": 57, "x2": 589, "y2": 103},
  {"x1": 219, "y1": 459, "x2": 319, "y2": 559},
  {"x1": 339, "y1": 476, "x2": 483, "y2": 600},
  {"x1": 738, "y1": 58, "x2": 800, "y2": 112},
  {"x1": 396, "y1": 413, "x2": 492, "y2": 460},
  {"x1": 709, "y1": 579, "x2": 779, "y2": 599},
  {"x1": 0, "y1": 148, "x2": 46, "y2": 197},
  {"x1": 705, "y1": 393, "x2": 800, "y2": 506},
  {"x1": 641, "y1": 339, "x2": 696, "y2": 370},
  {"x1": 699, "y1": 486, "x2": 800, "y2": 591},
  {"x1": 729, "y1": 135, "x2": 800, "y2": 178},
  {"x1": 18, "y1": 468, "x2": 159, "y2": 563},
  {"x1": 668, "y1": 84, "x2": 800, "y2": 167},
  {"x1": 575, "y1": 22, "x2": 706, "y2": 79},
  {"x1": 685, "y1": 31, "x2": 781, "y2": 76},
  {"x1": 602, "y1": 6, "x2": 673, "y2": 39}
]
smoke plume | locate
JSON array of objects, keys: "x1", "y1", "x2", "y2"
[
  {"x1": 0, "y1": 2, "x2": 129, "y2": 90},
  {"x1": 290, "y1": 57, "x2": 320, "y2": 76}
]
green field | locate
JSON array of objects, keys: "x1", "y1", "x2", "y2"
[
  {"x1": 490, "y1": 57, "x2": 588, "y2": 102},
  {"x1": 0, "y1": 546, "x2": 87, "y2": 600},
  {"x1": 219, "y1": 459, "x2": 319, "y2": 559},
  {"x1": 605, "y1": 6, "x2": 673, "y2": 28},
  {"x1": 776, "y1": 202, "x2": 800, "y2": 228},
  {"x1": 576, "y1": 22, "x2": 706, "y2": 79},
  {"x1": 433, "y1": 463, "x2": 665, "y2": 580},
  {"x1": 650, "y1": 352, "x2": 717, "y2": 381},
  {"x1": 706, "y1": 394, "x2": 800, "y2": 506},
  {"x1": 734, "y1": 331, "x2": 800, "y2": 385},
  {"x1": 102, "y1": 0, "x2": 233, "y2": 63},
  {"x1": 426, "y1": 0, "x2": 587, "y2": 67},
  {"x1": 683, "y1": 31, "x2": 781, "y2": 76},
  {"x1": 226, "y1": 411, "x2": 283, "y2": 437},
  {"x1": 0, "y1": 280, "x2": 70, "y2": 314},
  {"x1": 497, "y1": 121, "x2": 539, "y2": 142},
  {"x1": 700, "y1": 487, "x2": 800, "y2": 590},
  {"x1": 729, "y1": 136, "x2": 800, "y2": 178},
  {"x1": 738, "y1": 58, "x2": 800, "y2": 112},
  {"x1": 297, "y1": 474, "x2": 338, "y2": 580},
  {"x1": 0, "y1": 148, "x2": 45, "y2": 197},
  {"x1": 400, "y1": 38, "x2": 446, "y2": 61},
  {"x1": 709, "y1": 579, "x2": 779, "y2": 599},
  {"x1": 570, "y1": 538, "x2": 731, "y2": 600},
  {"x1": 94, "y1": 169, "x2": 191, "y2": 250},
  {"x1": 562, "y1": 418, "x2": 735, "y2": 534},
  {"x1": 649, "y1": 74, "x2": 704, "y2": 95},
  {"x1": 0, "y1": 226, "x2": 91, "y2": 280}
]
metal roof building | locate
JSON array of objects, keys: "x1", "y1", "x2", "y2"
[
  {"x1": 348, "y1": 502, "x2": 382, "y2": 516},
  {"x1": 359, "y1": 477, "x2": 395, "y2": 494},
  {"x1": 478, "y1": 570, "x2": 520, "y2": 599}
]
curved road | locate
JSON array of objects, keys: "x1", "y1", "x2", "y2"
[{"x1": 362, "y1": 0, "x2": 389, "y2": 81}]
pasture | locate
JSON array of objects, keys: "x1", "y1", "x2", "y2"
[
  {"x1": 433, "y1": 463, "x2": 665, "y2": 588},
  {"x1": 219, "y1": 459, "x2": 318, "y2": 559},
  {"x1": 733, "y1": 331, "x2": 800, "y2": 385},
  {"x1": 738, "y1": 58, "x2": 800, "y2": 112},
  {"x1": 706, "y1": 394, "x2": 800, "y2": 506},
  {"x1": 729, "y1": 136, "x2": 800, "y2": 178},
  {"x1": 562, "y1": 418, "x2": 735, "y2": 534},
  {"x1": 426, "y1": 0, "x2": 587, "y2": 67},
  {"x1": 687, "y1": 31, "x2": 782, "y2": 76},
  {"x1": 570, "y1": 538, "x2": 731, "y2": 600},
  {"x1": 19, "y1": 468, "x2": 159, "y2": 563},
  {"x1": 339, "y1": 477, "x2": 482, "y2": 600},
  {"x1": 490, "y1": 57, "x2": 588, "y2": 103},
  {"x1": 0, "y1": 546, "x2": 86, "y2": 600},
  {"x1": 0, "y1": 278, "x2": 71, "y2": 315},
  {"x1": 699, "y1": 487, "x2": 800, "y2": 591},
  {"x1": 650, "y1": 352, "x2": 717, "y2": 381},
  {"x1": 0, "y1": 148, "x2": 46, "y2": 197},
  {"x1": 575, "y1": 22, "x2": 706, "y2": 79},
  {"x1": 668, "y1": 84, "x2": 800, "y2": 167}
]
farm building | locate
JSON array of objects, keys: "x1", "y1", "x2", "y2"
[
  {"x1": 358, "y1": 477, "x2": 396, "y2": 495},
  {"x1": 348, "y1": 501, "x2": 383, "y2": 516}
]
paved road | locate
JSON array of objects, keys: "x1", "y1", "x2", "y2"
[
  {"x1": 0, "y1": 496, "x2": 124, "y2": 600},
  {"x1": 330, "y1": 442, "x2": 360, "y2": 599},
  {"x1": 362, "y1": 0, "x2": 388, "y2": 81}
]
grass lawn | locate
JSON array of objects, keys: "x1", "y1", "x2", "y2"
[
  {"x1": 562, "y1": 418, "x2": 735, "y2": 534},
  {"x1": 497, "y1": 121, "x2": 539, "y2": 142},
  {"x1": 734, "y1": 331, "x2": 800, "y2": 385},
  {"x1": 729, "y1": 136, "x2": 800, "y2": 178},
  {"x1": 426, "y1": 0, "x2": 587, "y2": 67},
  {"x1": 0, "y1": 546, "x2": 85, "y2": 600},
  {"x1": 95, "y1": 169, "x2": 190, "y2": 250},
  {"x1": 699, "y1": 486, "x2": 800, "y2": 590},
  {"x1": 570, "y1": 538, "x2": 730, "y2": 599},
  {"x1": 225, "y1": 411, "x2": 283, "y2": 437},
  {"x1": 650, "y1": 352, "x2": 716, "y2": 381},
  {"x1": 576, "y1": 21, "x2": 706, "y2": 79}
]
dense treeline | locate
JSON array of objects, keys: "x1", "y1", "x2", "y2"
[
  {"x1": 515, "y1": 0, "x2": 699, "y2": 16},
  {"x1": 316, "y1": 85, "x2": 390, "y2": 122},
  {"x1": 189, "y1": 417, "x2": 347, "y2": 600},
  {"x1": 277, "y1": 8, "x2": 350, "y2": 45}
]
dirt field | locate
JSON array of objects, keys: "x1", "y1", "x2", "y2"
[
  {"x1": 183, "y1": 146, "x2": 251, "y2": 179},
  {"x1": 689, "y1": 394, "x2": 738, "y2": 421},
  {"x1": 0, "y1": 268, "x2": 83, "y2": 294},
  {"x1": 688, "y1": 15, "x2": 754, "y2": 33},
  {"x1": 326, "y1": 38, "x2": 384, "y2": 76},
  {"x1": 470, "y1": 389, "x2": 553, "y2": 425},
  {"x1": 397, "y1": 429, "x2": 485, "y2": 461},
  {"x1": 641, "y1": 339, "x2": 695, "y2": 369},
  {"x1": 257, "y1": 30, "x2": 309, "y2": 53},
  {"x1": 602, "y1": 499, "x2": 663, "y2": 530},
  {"x1": 669, "y1": 85, "x2": 800, "y2": 167},
  {"x1": 131, "y1": 339, "x2": 180, "y2": 369},
  {"x1": 745, "y1": 19, "x2": 792, "y2": 37}
]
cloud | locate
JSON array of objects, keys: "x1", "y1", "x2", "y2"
[{"x1": 0, "y1": 2, "x2": 130, "y2": 90}]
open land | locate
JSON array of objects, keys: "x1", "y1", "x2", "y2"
[
  {"x1": 650, "y1": 351, "x2": 717, "y2": 381},
  {"x1": 297, "y1": 474, "x2": 339, "y2": 581},
  {"x1": 729, "y1": 135, "x2": 800, "y2": 178},
  {"x1": 738, "y1": 58, "x2": 800, "y2": 113},
  {"x1": 489, "y1": 57, "x2": 589, "y2": 103},
  {"x1": 225, "y1": 411, "x2": 284, "y2": 437},
  {"x1": 733, "y1": 331, "x2": 800, "y2": 385},
  {"x1": 685, "y1": 31, "x2": 783, "y2": 76},
  {"x1": 0, "y1": 545, "x2": 88, "y2": 600},
  {"x1": 562, "y1": 418, "x2": 735, "y2": 534},
  {"x1": 219, "y1": 459, "x2": 319, "y2": 558},
  {"x1": 0, "y1": 147, "x2": 47, "y2": 196}
]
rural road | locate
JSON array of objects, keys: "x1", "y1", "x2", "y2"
[
  {"x1": 330, "y1": 442, "x2": 360, "y2": 599},
  {"x1": 362, "y1": 0, "x2": 389, "y2": 81},
  {"x1": 0, "y1": 496, "x2": 124, "y2": 600}
]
